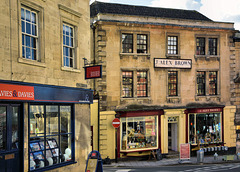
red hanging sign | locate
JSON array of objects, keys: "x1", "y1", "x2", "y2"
[
  {"x1": 84, "y1": 65, "x2": 102, "y2": 79},
  {"x1": 0, "y1": 83, "x2": 34, "y2": 100}
]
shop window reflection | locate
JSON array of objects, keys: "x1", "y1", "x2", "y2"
[
  {"x1": 189, "y1": 113, "x2": 221, "y2": 145},
  {"x1": 29, "y1": 105, "x2": 73, "y2": 170},
  {"x1": 121, "y1": 116, "x2": 158, "y2": 151}
]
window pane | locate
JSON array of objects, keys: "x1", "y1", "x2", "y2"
[
  {"x1": 21, "y1": 21, "x2": 25, "y2": 32},
  {"x1": 122, "y1": 34, "x2": 133, "y2": 53},
  {"x1": 32, "y1": 25, "x2": 36, "y2": 36},
  {"x1": 196, "y1": 37, "x2": 205, "y2": 55},
  {"x1": 26, "y1": 22, "x2": 31, "y2": 34},
  {"x1": 0, "y1": 107, "x2": 6, "y2": 151},
  {"x1": 26, "y1": 35, "x2": 30, "y2": 47},
  {"x1": 29, "y1": 105, "x2": 44, "y2": 138},
  {"x1": 168, "y1": 71, "x2": 178, "y2": 96},
  {"x1": 26, "y1": 10, "x2": 31, "y2": 22},
  {"x1": 11, "y1": 107, "x2": 19, "y2": 149},
  {"x1": 22, "y1": 47, "x2": 25, "y2": 57},
  {"x1": 60, "y1": 134, "x2": 72, "y2": 161},
  {"x1": 21, "y1": 8, "x2": 25, "y2": 19},
  {"x1": 137, "y1": 71, "x2": 148, "y2": 97},
  {"x1": 46, "y1": 106, "x2": 59, "y2": 135},
  {"x1": 196, "y1": 113, "x2": 222, "y2": 143},
  {"x1": 197, "y1": 71, "x2": 205, "y2": 96},
  {"x1": 189, "y1": 114, "x2": 195, "y2": 144},
  {"x1": 121, "y1": 116, "x2": 158, "y2": 151},
  {"x1": 122, "y1": 71, "x2": 133, "y2": 97},
  {"x1": 60, "y1": 106, "x2": 71, "y2": 134},
  {"x1": 167, "y1": 36, "x2": 178, "y2": 54},
  {"x1": 26, "y1": 47, "x2": 31, "y2": 59},
  {"x1": 31, "y1": 12, "x2": 36, "y2": 24},
  {"x1": 137, "y1": 34, "x2": 147, "y2": 54}
]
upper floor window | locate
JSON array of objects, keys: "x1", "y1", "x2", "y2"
[
  {"x1": 196, "y1": 37, "x2": 218, "y2": 56},
  {"x1": 137, "y1": 71, "x2": 147, "y2": 97},
  {"x1": 122, "y1": 71, "x2": 133, "y2": 98},
  {"x1": 21, "y1": 7, "x2": 38, "y2": 60},
  {"x1": 137, "y1": 34, "x2": 148, "y2": 54},
  {"x1": 121, "y1": 32, "x2": 149, "y2": 54},
  {"x1": 196, "y1": 71, "x2": 218, "y2": 96},
  {"x1": 168, "y1": 71, "x2": 178, "y2": 96},
  {"x1": 208, "y1": 38, "x2": 217, "y2": 55},
  {"x1": 167, "y1": 36, "x2": 178, "y2": 55},
  {"x1": 63, "y1": 24, "x2": 75, "y2": 68},
  {"x1": 122, "y1": 34, "x2": 133, "y2": 53},
  {"x1": 196, "y1": 37, "x2": 205, "y2": 55},
  {"x1": 197, "y1": 71, "x2": 206, "y2": 96},
  {"x1": 209, "y1": 71, "x2": 217, "y2": 95}
]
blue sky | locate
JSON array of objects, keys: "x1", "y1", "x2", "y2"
[{"x1": 90, "y1": 0, "x2": 240, "y2": 30}]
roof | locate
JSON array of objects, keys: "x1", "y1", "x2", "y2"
[{"x1": 90, "y1": 1, "x2": 212, "y2": 22}]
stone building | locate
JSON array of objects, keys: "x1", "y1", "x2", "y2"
[
  {"x1": 90, "y1": 1, "x2": 238, "y2": 159},
  {"x1": 0, "y1": 0, "x2": 92, "y2": 171}
]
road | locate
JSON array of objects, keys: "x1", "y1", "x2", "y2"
[{"x1": 103, "y1": 163, "x2": 240, "y2": 172}]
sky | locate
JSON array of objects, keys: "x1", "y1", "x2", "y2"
[{"x1": 90, "y1": 0, "x2": 240, "y2": 31}]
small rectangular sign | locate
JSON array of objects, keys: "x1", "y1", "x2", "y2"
[
  {"x1": 0, "y1": 83, "x2": 34, "y2": 100},
  {"x1": 154, "y1": 58, "x2": 192, "y2": 69},
  {"x1": 180, "y1": 143, "x2": 190, "y2": 160},
  {"x1": 84, "y1": 65, "x2": 102, "y2": 79}
]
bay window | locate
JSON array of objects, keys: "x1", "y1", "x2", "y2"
[
  {"x1": 121, "y1": 116, "x2": 158, "y2": 151},
  {"x1": 189, "y1": 113, "x2": 222, "y2": 144}
]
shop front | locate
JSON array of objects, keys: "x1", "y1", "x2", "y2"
[
  {"x1": 115, "y1": 106, "x2": 163, "y2": 157},
  {"x1": 185, "y1": 105, "x2": 236, "y2": 154},
  {"x1": 0, "y1": 80, "x2": 93, "y2": 172}
]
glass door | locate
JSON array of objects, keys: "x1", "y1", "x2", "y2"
[{"x1": 0, "y1": 104, "x2": 22, "y2": 172}]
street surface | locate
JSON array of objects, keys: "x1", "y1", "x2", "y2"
[{"x1": 103, "y1": 163, "x2": 240, "y2": 172}]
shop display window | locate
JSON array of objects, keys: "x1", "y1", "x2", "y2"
[
  {"x1": 189, "y1": 113, "x2": 221, "y2": 144},
  {"x1": 121, "y1": 116, "x2": 158, "y2": 151},
  {"x1": 29, "y1": 105, "x2": 73, "y2": 170}
]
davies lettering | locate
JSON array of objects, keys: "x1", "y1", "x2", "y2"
[{"x1": 0, "y1": 83, "x2": 34, "y2": 100}]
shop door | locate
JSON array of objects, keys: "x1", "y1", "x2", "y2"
[
  {"x1": 168, "y1": 123, "x2": 178, "y2": 152},
  {"x1": 0, "y1": 105, "x2": 22, "y2": 172}
]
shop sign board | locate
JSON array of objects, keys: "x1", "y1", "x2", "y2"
[
  {"x1": 112, "y1": 118, "x2": 120, "y2": 128},
  {"x1": 0, "y1": 83, "x2": 34, "y2": 100},
  {"x1": 154, "y1": 58, "x2": 192, "y2": 69},
  {"x1": 84, "y1": 65, "x2": 102, "y2": 79},
  {"x1": 180, "y1": 143, "x2": 190, "y2": 160}
]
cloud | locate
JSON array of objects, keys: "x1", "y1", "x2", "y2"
[
  {"x1": 150, "y1": 0, "x2": 188, "y2": 9},
  {"x1": 90, "y1": 0, "x2": 110, "y2": 4}
]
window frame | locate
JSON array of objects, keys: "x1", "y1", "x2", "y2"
[
  {"x1": 120, "y1": 116, "x2": 159, "y2": 152},
  {"x1": 195, "y1": 35, "x2": 219, "y2": 57},
  {"x1": 63, "y1": 23, "x2": 75, "y2": 68},
  {"x1": 196, "y1": 71, "x2": 206, "y2": 96},
  {"x1": 19, "y1": 0, "x2": 45, "y2": 66},
  {"x1": 137, "y1": 71, "x2": 148, "y2": 97},
  {"x1": 137, "y1": 34, "x2": 148, "y2": 54},
  {"x1": 21, "y1": 6, "x2": 38, "y2": 61},
  {"x1": 122, "y1": 33, "x2": 133, "y2": 53},
  {"x1": 120, "y1": 31, "x2": 150, "y2": 55},
  {"x1": 168, "y1": 71, "x2": 178, "y2": 96},
  {"x1": 28, "y1": 104, "x2": 75, "y2": 171},
  {"x1": 167, "y1": 36, "x2": 178, "y2": 55},
  {"x1": 188, "y1": 112, "x2": 222, "y2": 145},
  {"x1": 209, "y1": 71, "x2": 218, "y2": 95},
  {"x1": 122, "y1": 71, "x2": 134, "y2": 98},
  {"x1": 196, "y1": 37, "x2": 206, "y2": 55}
]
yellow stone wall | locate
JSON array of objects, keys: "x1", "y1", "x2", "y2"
[
  {"x1": 91, "y1": 100, "x2": 99, "y2": 151},
  {"x1": 1, "y1": 0, "x2": 92, "y2": 171},
  {"x1": 224, "y1": 106, "x2": 236, "y2": 148}
]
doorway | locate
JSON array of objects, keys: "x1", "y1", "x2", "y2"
[
  {"x1": 0, "y1": 104, "x2": 23, "y2": 172},
  {"x1": 168, "y1": 122, "x2": 178, "y2": 152}
]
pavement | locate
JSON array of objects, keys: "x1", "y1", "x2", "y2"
[{"x1": 103, "y1": 155, "x2": 240, "y2": 168}]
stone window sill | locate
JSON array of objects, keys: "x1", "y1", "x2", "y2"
[
  {"x1": 61, "y1": 67, "x2": 81, "y2": 73},
  {"x1": 18, "y1": 57, "x2": 46, "y2": 68},
  {"x1": 120, "y1": 53, "x2": 150, "y2": 59}
]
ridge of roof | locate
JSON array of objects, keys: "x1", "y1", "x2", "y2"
[{"x1": 90, "y1": 1, "x2": 212, "y2": 22}]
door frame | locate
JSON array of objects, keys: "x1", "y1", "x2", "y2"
[{"x1": 0, "y1": 103, "x2": 24, "y2": 172}]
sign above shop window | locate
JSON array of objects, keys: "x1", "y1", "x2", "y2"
[
  {"x1": 154, "y1": 58, "x2": 192, "y2": 69},
  {"x1": 0, "y1": 83, "x2": 34, "y2": 100},
  {"x1": 84, "y1": 65, "x2": 102, "y2": 79}
]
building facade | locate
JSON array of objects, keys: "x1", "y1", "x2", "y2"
[
  {"x1": 90, "y1": 1, "x2": 238, "y2": 159},
  {"x1": 0, "y1": 0, "x2": 92, "y2": 171}
]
